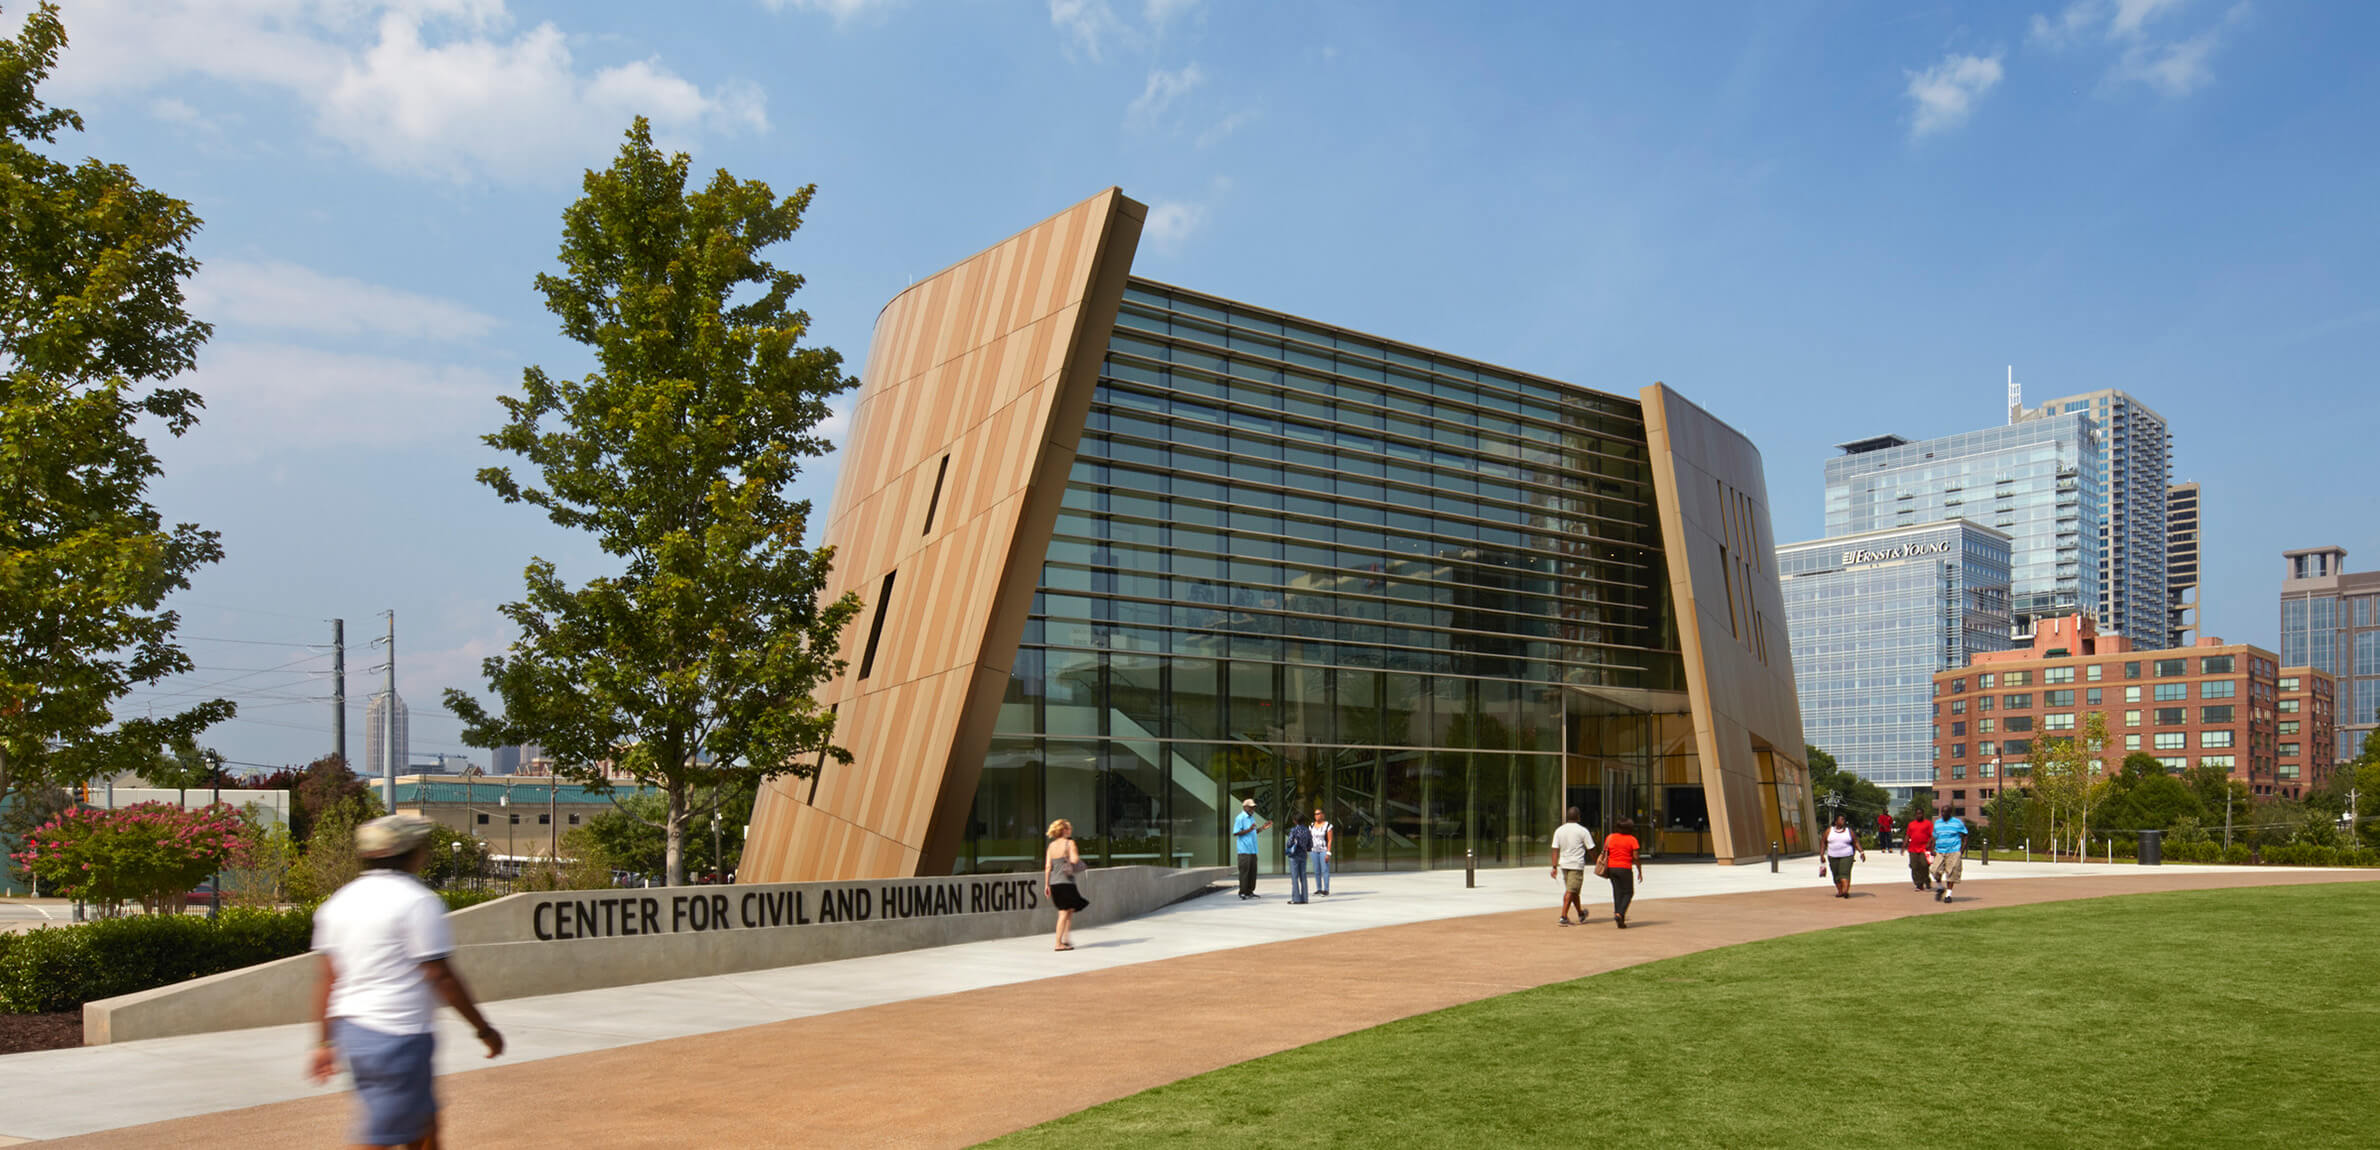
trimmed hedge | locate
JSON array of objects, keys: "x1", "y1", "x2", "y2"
[
  {"x1": 2158, "y1": 840, "x2": 2380, "y2": 867},
  {"x1": 0, "y1": 888, "x2": 505, "y2": 1014},
  {"x1": 0, "y1": 907, "x2": 312, "y2": 1014}
]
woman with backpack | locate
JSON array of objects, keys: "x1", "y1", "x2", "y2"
[{"x1": 1043, "y1": 819, "x2": 1090, "y2": 951}]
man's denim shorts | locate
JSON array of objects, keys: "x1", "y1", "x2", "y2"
[{"x1": 334, "y1": 1018, "x2": 437, "y2": 1146}]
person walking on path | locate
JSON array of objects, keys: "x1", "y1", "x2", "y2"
[
  {"x1": 1600, "y1": 816, "x2": 1646, "y2": 928},
  {"x1": 1043, "y1": 819, "x2": 1090, "y2": 950},
  {"x1": 1233, "y1": 798, "x2": 1272, "y2": 900},
  {"x1": 1904, "y1": 810, "x2": 1935, "y2": 892},
  {"x1": 1309, "y1": 808, "x2": 1334, "y2": 896},
  {"x1": 1550, "y1": 807, "x2": 1595, "y2": 926},
  {"x1": 1876, "y1": 810, "x2": 1896, "y2": 854},
  {"x1": 1822, "y1": 812, "x2": 1865, "y2": 898},
  {"x1": 1284, "y1": 819, "x2": 1313, "y2": 904},
  {"x1": 307, "y1": 814, "x2": 503, "y2": 1150},
  {"x1": 1931, "y1": 806, "x2": 1969, "y2": 903}
]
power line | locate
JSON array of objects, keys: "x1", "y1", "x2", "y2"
[{"x1": 177, "y1": 635, "x2": 330, "y2": 648}]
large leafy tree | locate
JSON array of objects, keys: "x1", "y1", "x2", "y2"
[
  {"x1": 0, "y1": 5, "x2": 230, "y2": 804},
  {"x1": 2026, "y1": 712, "x2": 2112, "y2": 861},
  {"x1": 447, "y1": 119, "x2": 861, "y2": 886},
  {"x1": 1806, "y1": 744, "x2": 1891, "y2": 826}
]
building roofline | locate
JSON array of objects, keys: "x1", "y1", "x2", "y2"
[
  {"x1": 1834, "y1": 434, "x2": 1910, "y2": 455},
  {"x1": 1776, "y1": 518, "x2": 2012, "y2": 552}
]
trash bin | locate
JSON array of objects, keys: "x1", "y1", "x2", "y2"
[{"x1": 2137, "y1": 829, "x2": 2162, "y2": 866}]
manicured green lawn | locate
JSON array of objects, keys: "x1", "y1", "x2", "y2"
[{"x1": 990, "y1": 884, "x2": 2380, "y2": 1149}]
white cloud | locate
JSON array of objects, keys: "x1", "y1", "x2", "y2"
[
  {"x1": 2116, "y1": 29, "x2": 2220, "y2": 95},
  {"x1": 1126, "y1": 63, "x2": 1203, "y2": 130},
  {"x1": 38, "y1": 1, "x2": 765, "y2": 185},
  {"x1": 1140, "y1": 200, "x2": 1206, "y2": 256},
  {"x1": 763, "y1": 0, "x2": 902, "y2": 20},
  {"x1": 1904, "y1": 53, "x2": 2004, "y2": 139},
  {"x1": 1195, "y1": 108, "x2": 1256, "y2": 149},
  {"x1": 189, "y1": 260, "x2": 500, "y2": 342},
  {"x1": 1048, "y1": 0, "x2": 1129, "y2": 62},
  {"x1": 1143, "y1": 0, "x2": 1199, "y2": 29},
  {"x1": 186, "y1": 343, "x2": 509, "y2": 458},
  {"x1": 2027, "y1": 0, "x2": 2239, "y2": 96}
]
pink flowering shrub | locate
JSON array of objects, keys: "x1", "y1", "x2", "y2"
[{"x1": 9, "y1": 802, "x2": 245, "y2": 914}]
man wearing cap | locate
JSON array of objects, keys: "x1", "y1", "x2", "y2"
[
  {"x1": 308, "y1": 814, "x2": 504, "y2": 1148},
  {"x1": 1231, "y1": 797, "x2": 1272, "y2": 900}
]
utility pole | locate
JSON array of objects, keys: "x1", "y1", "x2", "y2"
[
  {"x1": 331, "y1": 618, "x2": 346, "y2": 766},
  {"x1": 2350, "y1": 788, "x2": 2361, "y2": 849},
  {"x1": 2224, "y1": 787, "x2": 2233, "y2": 850},
  {"x1": 382, "y1": 611, "x2": 396, "y2": 815}
]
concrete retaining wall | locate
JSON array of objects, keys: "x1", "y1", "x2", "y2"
[{"x1": 85, "y1": 865, "x2": 1224, "y2": 1045}]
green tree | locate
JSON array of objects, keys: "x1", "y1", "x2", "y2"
[
  {"x1": 2183, "y1": 763, "x2": 2253, "y2": 848},
  {"x1": 2027, "y1": 712, "x2": 2112, "y2": 861},
  {"x1": 11, "y1": 800, "x2": 244, "y2": 913},
  {"x1": 2096, "y1": 752, "x2": 2205, "y2": 831},
  {"x1": 447, "y1": 120, "x2": 862, "y2": 886},
  {"x1": 1806, "y1": 744, "x2": 1891, "y2": 826},
  {"x1": 0, "y1": 5, "x2": 231, "y2": 803}
]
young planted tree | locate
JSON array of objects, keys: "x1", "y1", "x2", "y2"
[
  {"x1": 446, "y1": 119, "x2": 861, "y2": 886},
  {"x1": 2028, "y1": 712, "x2": 2112, "y2": 861},
  {"x1": 0, "y1": 5, "x2": 231, "y2": 803}
]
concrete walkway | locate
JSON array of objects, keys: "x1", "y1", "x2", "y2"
[{"x1": 4, "y1": 859, "x2": 2358, "y2": 1145}]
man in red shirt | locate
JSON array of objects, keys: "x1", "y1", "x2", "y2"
[
  {"x1": 1903, "y1": 811, "x2": 1934, "y2": 892},
  {"x1": 1875, "y1": 811, "x2": 1895, "y2": 854}
]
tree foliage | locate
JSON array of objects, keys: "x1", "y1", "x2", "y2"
[
  {"x1": 446, "y1": 119, "x2": 861, "y2": 885},
  {"x1": 0, "y1": 6, "x2": 229, "y2": 801},
  {"x1": 2026, "y1": 712, "x2": 2112, "y2": 859},
  {"x1": 9, "y1": 800, "x2": 242, "y2": 913},
  {"x1": 1806, "y1": 744, "x2": 1892, "y2": 824}
]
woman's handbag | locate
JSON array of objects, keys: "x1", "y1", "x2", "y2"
[{"x1": 1592, "y1": 847, "x2": 1609, "y2": 878}]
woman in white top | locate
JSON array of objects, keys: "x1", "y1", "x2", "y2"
[
  {"x1": 1309, "y1": 808, "x2": 1333, "y2": 896},
  {"x1": 1821, "y1": 812, "x2": 1865, "y2": 899}
]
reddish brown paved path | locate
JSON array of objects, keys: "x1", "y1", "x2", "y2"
[{"x1": 51, "y1": 869, "x2": 2380, "y2": 1148}]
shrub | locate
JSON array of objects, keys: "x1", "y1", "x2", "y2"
[{"x1": 0, "y1": 907, "x2": 314, "y2": 1014}]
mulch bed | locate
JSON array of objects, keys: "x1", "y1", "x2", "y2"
[{"x1": 0, "y1": 1011, "x2": 82, "y2": 1054}]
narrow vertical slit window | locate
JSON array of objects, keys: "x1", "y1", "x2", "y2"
[
  {"x1": 858, "y1": 571, "x2": 898, "y2": 680},
  {"x1": 922, "y1": 453, "x2": 951, "y2": 535}
]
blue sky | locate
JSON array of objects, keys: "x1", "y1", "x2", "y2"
[{"x1": 26, "y1": 0, "x2": 2375, "y2": 771}]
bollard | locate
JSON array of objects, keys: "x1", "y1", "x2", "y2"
[
  {"x1": 1981, "y1": 835, "x2": 1989, "y2": 866},
  {"x1": 1466, "y1": 849, "x2": 1475, "y2": 889},
  {"x1": 2024, "y1": 838, "x2": 2031, "y2": 864},
  {"x1": 1769, "y1": 841, "x2": 1779, "y2": 873}
]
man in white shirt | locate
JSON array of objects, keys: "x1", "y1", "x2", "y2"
[
  {"x1": 309, "y1": 814, "x2": 503, "y2": 1148},
  {"x1": 1549, "y1": 807, "x2": 1596, "y2": 927}
]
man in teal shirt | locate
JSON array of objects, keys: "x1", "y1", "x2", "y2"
[
  {"x1": 1232, "y1": 798, "x2": 1271, "y2": 900},
  {"x1": 1931, "y1": 807, "x2": 1968, "y2": 903}
]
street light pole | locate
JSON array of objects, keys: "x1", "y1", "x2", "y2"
[{"x1": 711, "y1": 811, "x2": 722, "y2": 884}]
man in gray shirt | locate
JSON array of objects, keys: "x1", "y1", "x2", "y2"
[{"x1": 1550, "y1": 807, "x2": 1595, "y2": 927}]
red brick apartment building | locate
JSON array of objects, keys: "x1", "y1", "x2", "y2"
[{"x1": 1929, "y1": 614, "x2": 2336, "y2": 817}]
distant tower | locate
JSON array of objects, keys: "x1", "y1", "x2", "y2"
[
  {"x1": 490, "y1": 745, "x2": 521, "y2": 775},
  {"x1": 364, "y1": 691, "x2": 409, "y2": 789}
]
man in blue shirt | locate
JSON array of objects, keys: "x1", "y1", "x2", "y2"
[
  {"x1": 1930, "y1": 806, "x2": 1968, "y2": 903},
  {"x1": 1232, "y1": 798, "x2": 1272, "y2": 900}
]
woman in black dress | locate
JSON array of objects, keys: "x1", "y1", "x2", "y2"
[{"x1": 1043, "y1": 819, "x2": 1090, "y2": 951}]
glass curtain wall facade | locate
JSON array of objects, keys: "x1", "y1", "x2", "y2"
[
  {"x1": 2016, "y1": 391, "x2": 2170, "y2": 647},
  {"x1": 1824, "y1": 417, "x2": 2100, "y2": 637},
  {"x1": 2281, "y1": 548, "x2": 2380, "y2": 760},
  {"x1": 1779, "y1": 522, "x2": 2012, "y2": 795},
  {"x1": 960, "y1": 278, "x2": 1687, "y2": 875}
]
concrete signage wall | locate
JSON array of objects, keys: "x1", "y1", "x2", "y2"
[{"x1": 85, "y1": 865, "x2": 1225, "y2": 1045}]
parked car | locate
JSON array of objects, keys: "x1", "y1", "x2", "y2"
[{"x1": 185, "y1": 878, "x2": 227, "y2": 909}]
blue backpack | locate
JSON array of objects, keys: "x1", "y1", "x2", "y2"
[{"x1": 1285, "y1": 824, "x2": 1313, "y2": 856}]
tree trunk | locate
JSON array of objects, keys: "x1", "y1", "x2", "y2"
[{"x1": 664, "y1": 777, "x2": 688, "y2": 886}]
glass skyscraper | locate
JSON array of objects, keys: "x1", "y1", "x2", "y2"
[
  {"x1": 1779, "y1": 521, "x2": 2011, "y2": 795},
  {"x1": 2014, "y1": 390, "x2": 2171, "y2": 646},
  {"x1": 2281, "y1": 547, "x2": 2380, "y2": 760},
  {"x1": 1824, "y1": 416, "x2": 2101, "y2": 637}
]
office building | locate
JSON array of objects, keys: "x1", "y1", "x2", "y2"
[
  {"x1": 364, "y1": 690, "x2": 408, "y2": 787},
  {"x1": 1824, "y1": 418, "x2": 2101, "y2": 637},
  {"x1": 1929, "y1": 614, "x2": 2308, "y2": 816},
  {"x1": 490, "y1": 745, "x2": 521, "y2": 775},
  {"x1": 2278, "y1": 671, "x2": 2336, "y2": 799},
  {"x1": 2167, "y1": 481, "x2": 2200, "y2": 648},
  {"x1": 2280, "y1": 547, "x2": 2380, "y2": 760},
  {"x1": 742, "y1": 189, "x2": 1817, "y2": 883},
  {"x1": 1779, "y1": 520, "x2": 2011, "y2": 798},
  {"x1": 2014, "y1": 390, "x2": 2171, "y2": 646}
]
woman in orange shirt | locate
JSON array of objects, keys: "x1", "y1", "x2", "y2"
[{"x1": 1600, "y1": 816, "x2": 1646, "y2": 929}]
